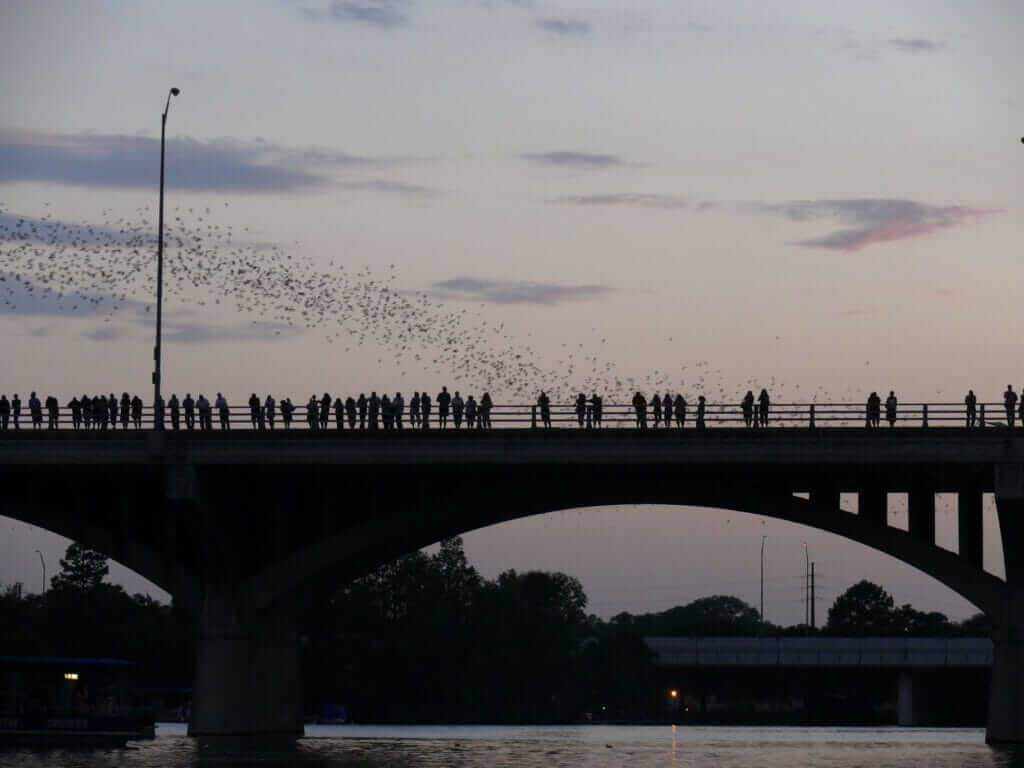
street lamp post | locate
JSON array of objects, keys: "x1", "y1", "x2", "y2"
[
  {"x1": 153, "y1": 87, "x2": 180, "y2": 413},
  {"x1": 34, "y1": 549, "x2": 46, "y2": 594}
]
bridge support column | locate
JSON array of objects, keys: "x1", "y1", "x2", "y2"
[
  {"x1": 988, "y1": 485, "x2": 1024, "y2": 744},
  {"x1": 189, "y1": 591, "x2": 303, "y2": 738},
  {"x1": 958, "y1": 488, "x2": 984, "y2": 569},
  {"x1": 859, "y1": 487, "x2": 886, "y2": 528},
  {"x1": 908, "y1": 489, "x2": 935, "y2": 546},
  {"x1": 897, "y1": 671, "x2": 915, "y2": 726}
]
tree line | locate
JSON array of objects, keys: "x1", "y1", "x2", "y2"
[{"x1": 0, "y1": 540, "x2": 991, "y2": 723}]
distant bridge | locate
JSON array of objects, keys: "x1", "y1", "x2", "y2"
[
  {"x1": 0, "y1": 426, "x2": 1023, "y2": 742},
  {"x1": 646, "y1": 636, "x2": 993, "y2": 668},
  {"x1": 646, "y1": 636, "x2": 993, "y2": 727}
]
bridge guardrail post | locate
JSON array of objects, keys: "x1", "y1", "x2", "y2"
[
  {"x1": 809, "y1": 404, "x2": 815, "y2": 430},
  {"x1": 922, "y1": 404, "x2": 928, "y2": 429},
  {"x1": 531, "y1": 405, "x2": 537, "y2": 429},
  {"x1": 980, "y1": 404, "x2": 985, "y2": 428}
]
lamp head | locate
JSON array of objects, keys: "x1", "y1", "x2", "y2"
[{"x1": 170, "y1": 87, "x2": 180, "y2": 96}]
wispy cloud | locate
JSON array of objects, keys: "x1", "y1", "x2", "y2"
[
  {"x1": 535, "y1": 17, "x2": 591, "y2": 38},
  {"x1": 0, "y1": 130, "x2": 389, "y2": 193},
  {"x1": 303, "y1": 0, "x2": 410, "y2": 27},
  {"x1": 522, "y1": 151, "x2": 630, "y2": 170},
  {"x1": 429, "y1": 277, "x2": 612, "y2": 305},
  {"x1": 752, "y1": 198, "x2": 1000, "y2": 251},
  {"x1": 556, "y1": 192, "x2": 688, "y2": 210},
  {"x1": 888, "y1": 37, "x2": 945, "y2": 54},
  {"x1": 340, "y1": 178, "x2": 440, "y2": 198}
]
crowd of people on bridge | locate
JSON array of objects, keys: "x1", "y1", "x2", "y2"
[{"x1": 1, "y1": 386, "x2": 1023, "y2": 432}]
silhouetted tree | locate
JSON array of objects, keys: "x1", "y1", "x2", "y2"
[
  {"x1": 825, "y1": 580, "x2": 896, "y2": 635},
  {"x1": 50, "y1": 542, "x2": 109, "y2": 592}
]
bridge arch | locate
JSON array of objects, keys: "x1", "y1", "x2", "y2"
[{"x1": 242, "y1": 489, "x2": 1006, "y2": 620}]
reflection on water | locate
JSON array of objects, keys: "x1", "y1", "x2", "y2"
[{"x1": 6, "y1": 724, "x2": 1024, "y2": 767}]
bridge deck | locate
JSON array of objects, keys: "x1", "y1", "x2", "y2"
[
  {"x1": 646, "y1": 636, "x2": 993, "y2": 668},
  {"x1": 0, "y1": 428, "x2": 1019, "y2": 474}
]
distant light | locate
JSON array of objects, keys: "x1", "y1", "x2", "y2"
[
  {"x1": 64, "y1": 672, "x2": 78, "y2": 681},
  {"x1": 669, "y1": 689, "x2": 678, "y2": 698}
]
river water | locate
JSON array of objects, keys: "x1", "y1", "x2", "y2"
[{"x1": 5, "y1": 724, "x2": 1024, "y2": 767}]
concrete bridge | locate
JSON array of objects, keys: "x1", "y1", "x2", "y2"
[
  {"x1": 646, "y1": 636, "x2": 993, "y2": 726},
  {"x1": 1, "y1": 427, "x2": 1023, "y2": 741}
]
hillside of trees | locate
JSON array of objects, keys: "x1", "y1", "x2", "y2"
[{"x1": 0, "y1": 539, "x2": 990, "y2": 723}]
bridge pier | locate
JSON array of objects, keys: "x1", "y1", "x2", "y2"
[
  {"x1": 189, "y1": 590, "x2": 304, "y2": 738},
  {"x1": 988, "y1": 478, "x2": 1024, "y2": 744}
]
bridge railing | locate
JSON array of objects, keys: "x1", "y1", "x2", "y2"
[{"x1": 1, "y1": 400, "x2": 1017, "y2": 431}]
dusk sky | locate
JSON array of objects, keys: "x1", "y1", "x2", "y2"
[{"x1": 1, "y1": 1, "x2": 1021, "y2": 624}]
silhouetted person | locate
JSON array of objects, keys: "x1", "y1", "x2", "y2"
[
  {"x1": 307, "y1": 396, "x2": 319, "y2": 430},
  {"x1": 382, "y1": 394, "x2": 394, "y2": 430},
  {"x1": 0, "y1": 395, "x2": 9, "y2": 430},
  {"x1": 28, "y1": 392, "x2": 42, "y2": 429},
  {"x1": 480, "y1": 392, "x2": 493, "y2": 429},
  {"x1": 537, "y1": 392, "x2": 551, "y2": 428},
  {"x1": 591, "y1": 394, "x2": 603, "y2": 428},
  {"x1": 885, "y1": 391, "x2": 897, "y2": 427},
  {"x1": 651, "y1": 393, "x2": 662, "y2": 429},
  {"x1": 119, "y1": 393, "x2": 131, "y2": 430},
  {"x1": 196, "y1": 394, "x2": 211, "y2": 431},
  {"x1": 674, "y1": 394, "x2": 686, "y2": 428},
  {"x1": 663, "y1": 394, "x2": 672, "y2": 428},
  {"x1": 758, "y1": 389, "x2": 770, "y2": 427},
  {"x1": 216, "y1": 393, "x2": 230, "y2": 430},
  {"x1": 256, "y1": 400, "x2": 266, "y2": 431},
  {"x1": 153, "y1": 393, "x2": 165, "y2": 431},
  {"x1": 265, "y1": 395, "x2": 276, "y2": 430},
  {"x1": 280, "y1": 398, "x2": 294, "y2": 429},
  {"x1": 320, "y1": 393, "x2": 331, "y2": 430},
  {"x1": 82, "y1": 395, "x2": 92, "y2": 429},
  {"x1": 11, "y1": 394, "x2": 21, "y2": 430},
  {"x1": 132, "y1": 395, "x2": 144, "y2": 429},
  {"x1": 741, "y1": 391, "x2": 754, "y2": 427},
  {"x1": 633, "y1": 392, "x2": 647, "y2": 429},
  {"x1": 437, "y1": 387, "x2": 451, "y2": 429},
  {"x1": 368, "y1": 392, "x2": 380, "y2": 430},
  {"x1": 465, "y1": 395, "x2": 477, "y2": 428},
  {"x1": 93, "y1": 395, "x2": 106, "y2": 430},
  {"x1": 68, "y1": 396, "x2": 81, "y2": 429},
  {"x1": 45, "y1": 395, "x2": 58, "y2": 429},
  {"x1": 866, "y1": 392, "x2": 881, "y2": 428},
  {"x1": 393, "y1": 392, "x2": 404, "y2": 429},
  {"x1": 108, "y1": 395, "x2": 117, "y2": 430},
  {"x1": 575, "y1": 394, "x2": 586, "y2": 427},
  {"x1": 345, "y1": 397, "x2": 357, "y2": 429},
  {"x1": 183, "y1": 394, "x2": 195, "y2": 430},
  {"x1": 249, "y1": 394, "x2": 260, "y2": 428},
  {"x1": 452, "y1": 392, "x2": 464, "y2": 428},
  {"x1": 410, "y1": 392, "x2": 421, "y2": 429},
  {"x1": 965, "y1": 390, "x2": 977, "y2": 428},
  {"x1": 420, "y1": 392, "x2": 431, "y2": 429},
  {"x1": 357, "y1": 394, "x2": 367, "y2": 429},
  {"x1": 1020, "y1": 389, "x2": 1024, "y2": 430},
  {"x1": 334, "y1": 397, "x2": 344, "y2": 430},
  {"x1": 169, "y1": 394, "x2": 180, "y2": 431},
  {"x1": 696, "y1": 395, "x2": 706, "y2": 430},
  {"x1": 1006, "y1": 386, "x2": 1018, "y2": 429}
]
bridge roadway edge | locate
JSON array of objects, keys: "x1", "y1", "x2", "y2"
[{"x1": 1, "y1": 428, "x2": 1023, "y2": 739}]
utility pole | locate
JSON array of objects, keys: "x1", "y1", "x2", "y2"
[
  {"x1": 760, "y1": 535, "x2": 766, "y2": 627},
  {"x1": 810, "y1": 562, "x2": 816, "y2": 629},
  {"x1": 803, "y1": 542, "x2": 809, "y2": 629}
]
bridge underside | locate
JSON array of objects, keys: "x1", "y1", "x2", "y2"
[{"x1": 1, "y1": 431, "x2": 1022, "y2": 740}]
